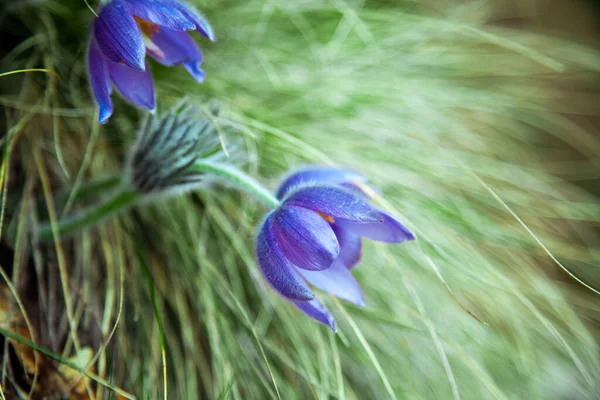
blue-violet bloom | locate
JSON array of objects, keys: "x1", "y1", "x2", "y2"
[
  {"x1": 256, "y1": 166, "x2": 415, "y2": 331},
  {"x1": 87, "y1": 0, "x2": 214, "y2": 123}
]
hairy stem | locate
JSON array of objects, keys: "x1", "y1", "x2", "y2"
[
  {"x1": 191, "y1": 160, "x2": 281, "y2": 208},
  {"x1": 37, "y1": 188, "x2": 138, "y2": 242},
  {"x1": 34, "y1": 161, "x2": 278, "y2": 242}
]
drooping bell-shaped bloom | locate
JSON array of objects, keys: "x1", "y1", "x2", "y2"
[
  {"x1": 87, "y1": 0, "x2": 214, "y2": 123},
  {"x1": 255, "y1": 166, "x2": 415, "y2": 331}
]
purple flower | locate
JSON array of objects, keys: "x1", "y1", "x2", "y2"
[
  {"x1": 256, "y1": 166, "x2": 415, "y2": 331},
  {"x1": 87, "y1": 0, "x2": 214, "y2": 123}
]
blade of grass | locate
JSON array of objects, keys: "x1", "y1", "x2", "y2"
[
  {"x1": 33, "y1": 147, "x2": 95, "y2": 399},
  {"x1": 0, "y1": 69, "x2": 59, "y2": 79},
  {"x1": 136, "y1": 245, "x2": 168, "y2": 400},
  {"x1": 0, "y1": 326, "x2": 135, "y2": 399},
  {"x1": 333, "y1": 298, "x2": 397, "y2": 400}
]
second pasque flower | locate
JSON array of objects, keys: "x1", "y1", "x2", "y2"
[{"x1": 87, "y1": 0, "x2": 214, "y2": 123}]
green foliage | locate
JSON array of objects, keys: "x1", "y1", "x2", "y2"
[{"x1": 1, "y1": 0, "x2": 600, "y2": 399}]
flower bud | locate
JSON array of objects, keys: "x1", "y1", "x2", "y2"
[{"x1": 126, "y1": 105, "x2": 207, "y2": 194}]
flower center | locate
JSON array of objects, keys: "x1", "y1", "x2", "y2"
[
  {"x1": 318, "y1": 212, "x2": 335, "y2": 223},
  {"x1": 134, "y1": 17, "x2": 160, "y2": 38},
  {"x1": 134, "y1": 17, "x2": 165, "y2": 59}
]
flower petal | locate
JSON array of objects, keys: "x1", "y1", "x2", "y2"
[
  {"x1": 276, "y1": 166, "x2": 366, "y2": 200},
  {"x1": 332, "y1": 224, "x2": 362, "y2": 269},
  {"x1": 148, "y1": 27, "x2": 202, "y2": 66},
  {"x1": 167, "y1": 0, "x2": 215, "y2": 41},
  {"x1": 272, "y1": 206, "x2": 339, "y2": 271},
  {"x1": 107, "y1": 60, "x2": 156, "y2": 111},
  {"x1": 256, "y1": 214, "x2": 315, "y2": 301},
  {"x1": 184, "y1": 61, "x2": 205, "y2": 83},
  {"x1": 125, "y1": 0, "x2": 195, "y2": 31},
  {"x1": 285, "y1": 186, "x2": 381, "y2": 223},
  {"x1": 294, "y1": 298, "x2": 336, "y2": 331},
  {"x1": 341, "y1": 182, "x2": 381, "y2": 199},
  {"x1": 339, "y1": 211, "x2": 416, "y2": 243},
  {"x1": 87, "y1": 42, "x2": 113, "y2": 124},
  {"x1": 94, "y1": 0, "x2": 145, "y2": 70},
  {"x1": 298, "y1": 261, "x2": 365, "y2": 306}
]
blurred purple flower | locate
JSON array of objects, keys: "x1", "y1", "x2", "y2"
[
  {"x1": 87, "y1": 0, "x2": 214, "y2": 123},
  {"x1": 256, "y1": 166, "x2": 415, "y2": 331}
]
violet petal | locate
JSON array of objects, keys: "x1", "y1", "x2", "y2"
[
  {"x1": 87, "y1": 41, "x2": 113, "y2": 124},
  {"x1": 276, "y1": 166, "x2": 366, "y2": 200},
  {"x1": 294, "y1": 299, "x2": 336, "y2": 331},
  {"x1": 184, "y1": 62, "x2": 205, "y2": 83},
  {"x1": 331, "y1": 224, "x2": 362, "y2": 269},
  {"x1": 256, "y1": 214, "x2": 315, "y2": 301},
  {"x1": 94, "y1": 0, "x2": 145, "y2": 70},
  {"x1": 338, "y1": 210, "x2": 416, "y2": 243},
  {"x1": 272, "y1": 206, "x2": 339, "y2": 271},
  {"x1": 125, "y1": 0, "x2": 195, "y2": 31},
  {"x1": 285, "y1": 186, "x2": 381, "y2": 223},
  {"x1": 298, "y1": 261, "x2": 365, "y2": 306},
  {"x1": 107, "y1": 59, "x2": 156, "y2": 111},
  {"x1": 148, "y1": 27, "x2": 202, "y2": 66},
  {"x1": 164, "y1": 0, "x2": 215, "y2": 41}
]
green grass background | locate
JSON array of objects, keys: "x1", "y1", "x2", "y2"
[{"x1": 1, "y1": 0, "x2": 600, "y2": 398}]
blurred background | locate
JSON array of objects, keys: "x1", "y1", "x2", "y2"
[{"x1": 1, "y1": 0, "x2": 600, "y2": 398}]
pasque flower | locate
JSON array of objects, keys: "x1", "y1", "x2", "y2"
[
  {"x1": 87, "y1": 0, "x2": 214, "y2": 123},
  {"x1": 256, "y1": 167, "x2": 415, "y2": 330}
]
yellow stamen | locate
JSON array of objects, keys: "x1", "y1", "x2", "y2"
[
  {"x1": 134, "y1": 17, "x2": 160, "y2": 38},
  {"x1": 318, "y1": 212, "x2": 335, "y2": 223}
]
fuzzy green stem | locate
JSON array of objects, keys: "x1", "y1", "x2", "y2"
[
  {"x1": 191, "y1": 160, "x2": 281, "y2": 209},
  {"x1": 37, "y1": 188, "x2": 138, "y2": 242},
  {"x1": 54, "y1": 174, "x2": 122, "y2": 209},
  {"x1": 35, "y1": 162, "x2": 278, "y2": 242}
]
